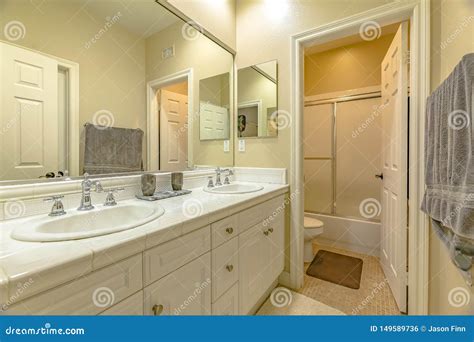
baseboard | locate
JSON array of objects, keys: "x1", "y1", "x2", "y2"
[{"x1": 315, "y1": 237, "x2": 380, "y2": 257}]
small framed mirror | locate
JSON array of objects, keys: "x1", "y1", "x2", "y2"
[{"x1": 237, "y1": 60, "x2": 278, "y2": 138}]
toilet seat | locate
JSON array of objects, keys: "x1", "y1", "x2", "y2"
[{"x1": 304, "y1": 216, "x2": 324, "y2": 229}]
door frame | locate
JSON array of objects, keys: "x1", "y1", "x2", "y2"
[
  {"x1": 0, "y1": 41, "x2": 79, "y2": 177},
  {"x1": 289, "y1": 0, "x2": 430, "y2": 314},
  {"x1": 146, "y1": 68, "x2": 194, "y2": 171}
]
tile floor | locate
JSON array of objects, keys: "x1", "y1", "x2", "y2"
[
  {"x1": 257, "y1": 288, "x2": 345, "y2": 315},
  {"x1": 298, "y1": 243, "x2": 401, "y2": 315}
]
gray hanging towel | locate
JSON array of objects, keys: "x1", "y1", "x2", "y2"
[
  {"x1": 421, "y1": 54, "x2": 474, "y2": 278},
  {"x1": 83, "y1": 123, "x2": 144, "y2": 174}
]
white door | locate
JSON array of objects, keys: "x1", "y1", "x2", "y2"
[
  {"x1": 0, "y1": 42, "x2": 59, "y2": 180},
  {"x1": 143, "y1": 254, "x2": 211, "y2": 316},
  {"x1": 200, "y1": 102, "x2": 229, "y2": 140},
  {"x1": 380, "y1": 22, "x2": 409, "y2": 313},
  {"x1": 159, "y1": 89, "x2": 188, "y2": 171}
]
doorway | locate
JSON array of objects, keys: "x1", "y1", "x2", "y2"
[
  {"x1": 289, "y1": 1, "x2": 430, "y2": 315},
  {"x1": 146, "y1": 68, "x2": 193, "y2": 172}
]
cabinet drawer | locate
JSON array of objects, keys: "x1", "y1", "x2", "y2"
[
  {"x1": 211, "y1": 214, "x2": 238, "y2": 248},
  {"x1": 237, "y1": 201, "x2": 267, "y2": 233},
  {"x1": 5, "y1": 254, "x2": 142, "y2": 315},
  {"x1": 144, "y1": 226, "x2": 210, "y2": 286},
  {"x1": 212, "y1": 283, "x2": 239, "y2": 315},
  {"x1": 100, "y1": 291, "x2": 143, "y2": 316},
  {"x1": 212, "y1": 237, "x2": 239, "y2": 301},
  {"x1": 144, "y1": 253, "x2": 211, "y2": 316}
]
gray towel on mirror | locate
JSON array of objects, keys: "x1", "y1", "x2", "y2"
[
  {"x1": 83, "y1": 123, "x2": 144, "y2": 174},
  {"x1": 421, "y1": 54, "x2": 474, "y2": 273}
]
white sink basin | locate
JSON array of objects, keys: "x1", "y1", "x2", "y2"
[
  {"x1": 11, "y1": 202, "x2": 164, "y2": 242},
  {"x1": 204, "y1": 183, "x2": 263, "y2": 194}
]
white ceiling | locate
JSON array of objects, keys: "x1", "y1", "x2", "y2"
[{"x1": 85, "y1": 0, "x2": 179, "y2": 38}]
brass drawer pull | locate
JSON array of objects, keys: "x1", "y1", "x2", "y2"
[
  {"x1": 268, "y1": 227, "x2": 274, "y2": 233},
  {"x1": 152, "y1": 304, "x2": 164, "y2": 316},
  {"x1": 226, "y1": 264, "x2": 234, "y2": 272},
  {"x1": 263, "y1": 230, "x2": 269, "y2": 236},
  {"x1": 225, "y1": 227, "x2": 234, "y2": 234}
]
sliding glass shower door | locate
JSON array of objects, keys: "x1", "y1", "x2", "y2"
[{"x1": 303, "y1": 96, "x2": 383, "y2": 221}]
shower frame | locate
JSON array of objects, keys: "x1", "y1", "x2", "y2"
[{"x1": 304, "y1": 88, "x2": 381, "y2": 220}]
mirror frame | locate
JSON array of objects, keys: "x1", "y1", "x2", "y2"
[{"x1": 237, "y1": 59, "x2": 278, "y2": 140}]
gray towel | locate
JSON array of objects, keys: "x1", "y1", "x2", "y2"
[
  {"x1": 83, "y1": 123, "x2": 144, "y2": 174},
  {"x1": 421, "y1": 54, "x2": 474, "y2": 275}
]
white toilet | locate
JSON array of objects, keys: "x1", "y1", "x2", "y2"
[{"x1": 304, "y1": 216, "x2": 324, "y2": 262}]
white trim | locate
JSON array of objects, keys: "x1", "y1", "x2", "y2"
[
  {"x1": 290, "y1": 0, "x2": 429, "y2": 314},
  {"x1": 238, "y1": 99, "x2": 262, "y2": 137},
  {"x1": 56, "y1": 58, "x2": 80, "y2": 177},
  {"x1": 304, "y1": 85, "x2": 381, "y2": 104},
  {"x1": 146, "y1": 68, "x2": 194, "y2": 171}
]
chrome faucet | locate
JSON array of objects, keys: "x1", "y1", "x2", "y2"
[
  {"x1": 44, "y1": 195, "x2": 66, "y2": 216},
  {"x1": 78, "y1": 173, "x2": 103, "y2": 211},
  {"x1": 215, "y1": 167, "x2": 223, "y2": 186},
  {"x1": 224, "y1": 169, "x2": 234, "y2": 185}
]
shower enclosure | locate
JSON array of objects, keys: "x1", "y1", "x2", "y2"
[{"x1": 304, "y1": 91, "x2": 383, "y2": 254}]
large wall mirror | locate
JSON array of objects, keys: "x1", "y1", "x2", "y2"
[
  {"x1": 0, "y1": 0, "x2": 234, "y2": 182},
  {"x1": 237, "y1": 60, "x2": 278, "y2": 138}
]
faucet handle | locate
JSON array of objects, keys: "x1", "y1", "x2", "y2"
[
  {"x1": 207, "y1": 176, "x2": 214, "y2": 188},
  {"x1": 104, "y1": 187, "x2": 124, "y2": 206},
  {"x1": 94, "y1": 181, "x2": 104, "y2": 193},
  {"x1": 44, "y1": 195, "x2": 66, "y2": 216}
]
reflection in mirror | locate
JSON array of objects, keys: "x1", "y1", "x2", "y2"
[
  {"x1": 237, "y1": 60, "x2": 277, "y2": 138},
  {"x1": 199, "y1": 73, "x2": 230, "y2": 141},
  {"x1": 0, "y1": 0, "x2": 233, "y2": 181}
]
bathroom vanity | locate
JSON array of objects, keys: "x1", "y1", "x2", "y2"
[{"x1": 0, "y1": 171, "x2": 288, "y2": 316}]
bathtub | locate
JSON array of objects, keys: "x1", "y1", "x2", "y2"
[{"x1": 305, "y1": 212, "x2": 381, "y2": 256}]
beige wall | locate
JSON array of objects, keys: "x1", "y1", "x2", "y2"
[
  {"x1": 166, "y1": 0, "x2": 236, "y2": 50},
  {"x1": 305, "y1": 34, "x2": 395, "y2": 96},
  {"x1": 428, "y1": 0, "x2": 473, "y2": 315},
  {"x1": 146, "y1": 21, "x2": 234, "y2": 167},
  {"x1": 235, "y1": 0, "x2": 393, "y2": 169}
]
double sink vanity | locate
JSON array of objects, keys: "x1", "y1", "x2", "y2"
[{"x1": 0, "y1": 169, "x2": 288, "y2": 316}]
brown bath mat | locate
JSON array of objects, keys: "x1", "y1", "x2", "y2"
[{"x1": 306, "y1": 250, "x2": 363, "y2": 289}]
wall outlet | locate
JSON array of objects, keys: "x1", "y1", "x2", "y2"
[
  {"x1": 238, "y1": 139, "x2": 245, "y2": 152},
  {"x1": 223, "y1": 140, "x2": 230, "y2": 152}
]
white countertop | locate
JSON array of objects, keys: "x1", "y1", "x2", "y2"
[{"x1": 0, "y1": 182, "x2": 288, "y2": 306}]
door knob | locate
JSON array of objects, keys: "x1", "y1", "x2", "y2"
[{"x1": 375, "y1": 173, "x2": 384, "y2": 180}]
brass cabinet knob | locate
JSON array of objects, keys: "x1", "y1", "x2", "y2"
[
  {"x1": 263, "y1": 230, "x2": 269, "y2": 236},
  {"x1": 226, "y1": 264, "x2": 234, "y2": 272},
  {"x1": 152, "y1": 304, "x2": 164, "y2": 316},
  {"x1": 268, "y1": 228, "x2": 274, "y2": 233},
  {"x1": 225, "y1": 227, "x2": 234, "y2": 234}
]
